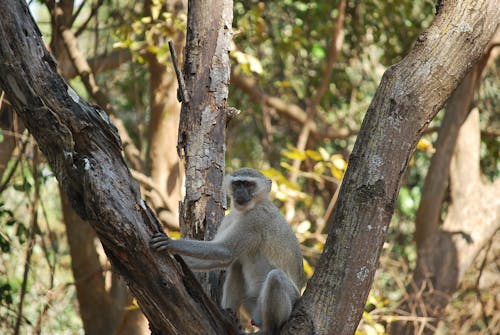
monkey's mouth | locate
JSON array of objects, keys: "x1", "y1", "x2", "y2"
[
  {"x1": 234, "y1": 198, "x2": 254, "y2": 211},
  {"x1": 235, "y1": 198, "x2": 251, "y2": 206}
]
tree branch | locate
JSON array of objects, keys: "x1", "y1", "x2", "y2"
[
  {"x1": 74, "y1": 0, "x2": 104, "y2": 37},
  {"x1": 230, "y1": 73, "x2": 355, "y2": 140},
  {"x1": 0, "y1": 1, "x2": 236, "y2": 333},
  {"x1": 282, "y1": 1, "x2": 500, "y2": 334},
  {"x1": 59, "y1": 26, "x2": 143, "y2": 172},
  {"x1": 286, "y1": 0, "x2": 346, "y2": 219}
]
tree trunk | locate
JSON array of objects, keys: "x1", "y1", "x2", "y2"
[
  {"x1": 0, "y1": 1, "x2": 235, "y2": 334},
  {"x1": 281, "y1": 1, "x2": 499, "y2": 334},
  {"x1": 177, "y1": 0, "x2": 235, "y2": 301},
  {"x1": 391, "y1": 109, "x2": 500, "y2": 335},
  {"x1": 1, "y1": 0, "x2": 497, "y2": 334},
  {"x1": 414, "y1": 70, "x2": 477, "y2": 248}
]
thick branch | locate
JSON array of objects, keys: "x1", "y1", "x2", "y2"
[
  {"x1": 282, "y1": 1, "x2": 499, "y2": 334},
  {"x1": 0, "y1": 1, "x2": 235, "y2": 334}
]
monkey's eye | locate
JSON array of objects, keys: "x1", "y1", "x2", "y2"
[
  {"x1": 232, "y1": 180, "x2": 255, "y2": 189},
  {"x1": 242, "y1": 180, "x2": 255, "y2": 188}
]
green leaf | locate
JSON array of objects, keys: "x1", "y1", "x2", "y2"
[{"x1": 312, "y1": 43, "x2": 326, "y2": 59}]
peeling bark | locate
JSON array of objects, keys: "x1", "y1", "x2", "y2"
[{"x1": 177, "y1": 0, "x2": 234, "y2": 301}]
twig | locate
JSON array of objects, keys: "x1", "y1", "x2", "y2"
[
  {"x1": 473, "y1": 228, "x2": 498, "y2": 328},
  {"x1": 168, "y1": 40, "x2": 189, "y2": 103},
  {"x1": 75, "y1": 0, "x2": 104, "y2": 37},
  {"x1": 13, "y1": 147, "x2": 40, "y2": 335},
  {"x1": 0, "y1": 136, "x2": 29, "y2": 193},
  {"x1": 70, "y1": 0, "x2": 87, "y2": 26}
]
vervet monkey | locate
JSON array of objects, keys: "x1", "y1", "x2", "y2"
[{"x1": 150, "y1": 168, "x2": 305, "y2": 334}]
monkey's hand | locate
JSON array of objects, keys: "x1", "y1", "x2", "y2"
[{"x1": 149, "y1": 232, "x2": 171, "y2": 252}]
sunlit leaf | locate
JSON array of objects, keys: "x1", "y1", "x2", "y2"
[
  {"x1": 417, "y1": 138, "x2": 434, "y2": 152},
  {"x1": 296, "y1": 220, "x2": 311, "y2": 234},
  {"x1": 303, "y1": 258, "x2": 313, "y2": 277},
  {"x1": 313, "y1": 161, "x2": 326, "y2": 175},
  {"x1": 231, "y1": 50, "x2": 263, "y2": 74},
  {"x1": 319, "y1": 147, "x2": 330, "y2": 160},
  {"x1": 305, "y1": 149, "x2": 323, "y2": 161},
  {"x1": 282, "y1": 148, "x2": 306, "y2": 161}
]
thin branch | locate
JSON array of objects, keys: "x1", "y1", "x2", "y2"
[
  {"x1": 70, "y1": 0, "x2": 86, "y2": 26},
  {"x1": 230, "y1": 73, "x2": 356, "y2": 140},
  {"x1": 13, "y1": 148, "x2": 40, "y2": 335},
  {"x1": 74, "y1": 0, "x2": 104, "y2": 37},
  {"x1": 0, "y1": 137, "x2": 29, "y2": 193},
  {"x1": 168, "y1": 40, "x2": 189, "y2": 103}
]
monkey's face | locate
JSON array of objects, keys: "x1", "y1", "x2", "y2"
[{"x1": 231, "y1": 180, "x2": 256, "y2": 211}]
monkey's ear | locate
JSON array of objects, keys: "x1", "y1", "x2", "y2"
[{"x1": 265, "y1": 178, "x2": 272, "y2": 193}]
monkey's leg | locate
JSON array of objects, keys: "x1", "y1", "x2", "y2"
[
  {"x1": 221, "y1": 261, "x2": 245, "y2": 311},
  {"x1": 257, "y1": 269, "x2": 300, "y2": 335}
]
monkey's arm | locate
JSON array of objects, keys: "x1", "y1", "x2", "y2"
[
  {"x1": 150, "y1": 223, "x2": 258, "y2": 263},
  {"x1": 182, "y1": 256, "x2": 230, "y2": 270},
  {"x1": 150, "y1": 233, "x2": 231, "y2": 260}
]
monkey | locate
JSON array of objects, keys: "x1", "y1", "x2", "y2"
[{"x1": 150, "y1": 168, "x2": 305, "y2": 334}]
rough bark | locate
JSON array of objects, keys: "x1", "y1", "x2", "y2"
[
  {"x1": 177, "y1": 0, "x2": 235, "y2": 301},
  {"x1": 281, "y1": 1, "x2": 499, "y2": 334},
  {"x1": 0, "y1": 1, "x2": 236, "y2": 334}
]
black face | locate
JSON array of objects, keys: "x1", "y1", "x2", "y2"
[{"x1": 232, "y1": 180, "x2": 256, "y2": 206}]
